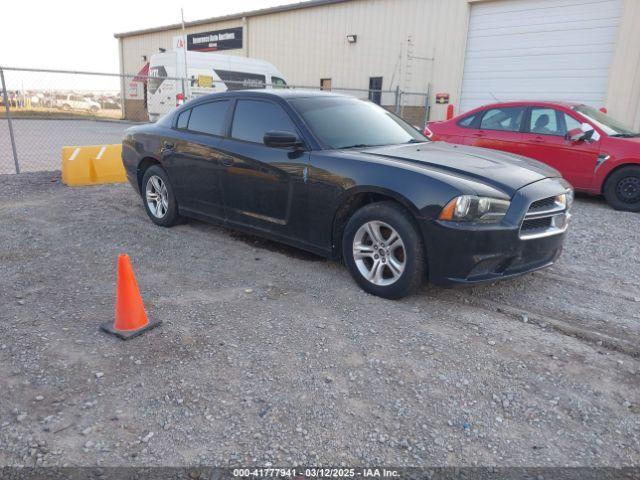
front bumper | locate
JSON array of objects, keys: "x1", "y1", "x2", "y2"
[{"x1": 422, "y1": 178, "x2": 571, "y2": 286}]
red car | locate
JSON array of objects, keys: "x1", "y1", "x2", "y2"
[{"x1": 425, "y1": 101, "x2": 640, "y2": 211}]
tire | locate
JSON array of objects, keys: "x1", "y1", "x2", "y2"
[
  {"x1": 61, "y1": 104, "x2": 70, "y2": 111},
  {"x1": 141, "y1": 165, "x2": 181, "y2": 227},
  {"x1": 603, "y1": 166, "x2": 640, "y2": 212},
  {"x1": 342, "y1": 201, "x2": 425, "y2": 299},
  {"x1": 90, "y1": 106, "x2": 99, "y2": 114}
]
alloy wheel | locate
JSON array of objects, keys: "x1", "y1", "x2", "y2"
[
  {"x1": 145, "y1": 175, "x2": 169, "y2": 219},
  {"x1": 352, "y1": 220, "x2": 406, "y2": 286}
]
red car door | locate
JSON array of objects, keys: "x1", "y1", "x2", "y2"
[
  {"x1": 444, "y1": 112, "x2": 482, "y2": 145},
  {"x1": 519, "y1": 107, "x2": 600, "y2": 189},
  {"x1": 472, "y1": 106, "x2": 526, "y2": 155}
]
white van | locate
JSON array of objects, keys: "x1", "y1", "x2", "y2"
[{"x1": 146, "y1": 51, "x2": 287, "y2": 122}]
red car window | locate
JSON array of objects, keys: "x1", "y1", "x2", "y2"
[
  {"x1": 480, "y1": 107, "x2": 525, "y2": 132},
  {"x1": 457, "y1": 113, "x2": 478, "y2": 128}
]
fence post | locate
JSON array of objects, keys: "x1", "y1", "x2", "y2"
[
  {"x1": 394, "y1": 86, "x2": 400, "y2": 115},
  {"x1": 0, "y1": 66, "x2": 20, "y2": 174},
  {"x1": 423, "y1": 84, "x2": 431, "y2": 128}
]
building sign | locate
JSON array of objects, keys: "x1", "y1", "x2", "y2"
[
  {"x1": 436, "y1": 93, "x2": 449, "y2": 105},
  {"x1": 126, "y1": 81, "x2": 143, "y2": 100},
  {"x1": 187, "y1": 27, "x2": 243, "y2": 52},
  {"x1": 435, "y1": 93, "x2": 450, "y2": 104},
  {"x1": 173, "y1": 35, "x2": 186, "y2": 51}
]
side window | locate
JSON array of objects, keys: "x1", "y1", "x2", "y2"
[
  {"x1": 529, "y1": 108, "x2": 562, "y2": 136},
  {"x1": 231, "y1": 100, "x2": 297, "y2": 144},
  {"x1": 563, "y1": 112, "x2": 583, "y2": 133},
  {"x1": 176, "y1": 109, "x2": 190, "y2": 130},
  {"x1": 187, "y1": 100, "x2": 230, "y2": 136},
  {"x1": 457, "y1": 113, "x2": 477, "y2": 128},
  {"x1": 271, "y1": 77, "x2": 287, "y2": 88},
  {"x1": 480, "y1": 107, "x2": 524, "y2": 132}
]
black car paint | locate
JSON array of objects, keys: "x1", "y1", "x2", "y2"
[{"x1": 122, "y1": 90, "x2": 570, "y2": 285}]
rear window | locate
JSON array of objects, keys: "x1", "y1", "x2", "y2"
[
  {"x1": 457, "y1": 113, "x2": 477, "y2": 128},
  {"x1": 148, "y1": 66, "x2": 168, "y2": 94},
  {"x1": 187, "y1": 100, "x2": 230, "y2": 136}
]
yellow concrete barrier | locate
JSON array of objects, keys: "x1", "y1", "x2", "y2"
[{"x1": 61, "y1": 144, "x2": 126, "y2": 186}]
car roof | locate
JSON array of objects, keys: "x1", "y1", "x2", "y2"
[
  {"x1": 193, "y1": 89, "x2": 351, "y2": 102},
  {"x1": 466, "y1": 100, "x2": 581, "y2": 112}
]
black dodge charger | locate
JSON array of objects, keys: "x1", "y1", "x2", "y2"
[{"x1": 122, "y1": 90, "x2": 573, "y2": 299}]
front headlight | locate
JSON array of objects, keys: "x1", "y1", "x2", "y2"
[
  {"x1": 439, "y1": 195, "x2": 510, "y2": 223},
  {"x1": 564, "y1": 189, "x2": 574, "y2": 210}
]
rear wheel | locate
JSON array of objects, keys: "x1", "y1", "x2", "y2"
[
  {"x1": 141, "y1": 165, "x2": 181, "y2": 227},
  {"x1": 342, "y1": 201, "x2": 424, "y2": 299},
  {"x1": 603, "y1": 166, "x2": 640, "y2": 212}
]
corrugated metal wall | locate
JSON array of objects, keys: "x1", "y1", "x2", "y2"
[
  {"x1": 119, "y1": 0, "x2": 470, "y2": 120},
  {"x1": 605, "y1": 0, "x2": 640, "y2": 131},
  {"x1": 118, "y1": 0, "x2": 640, "y2": 126}
]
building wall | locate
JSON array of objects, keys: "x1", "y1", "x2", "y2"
[
  {"x1": 605, "y1": 0, "x2": 640, "y2": 131},
  {"x1": 118, "y1": 0, "x2": 471, "y2": 121},
  {"x1": 117, "y1": 0, "x2": 640, "y2": 127},
  {"x1": 246, "y1": 0, "x2": 469, "y2": 120}
]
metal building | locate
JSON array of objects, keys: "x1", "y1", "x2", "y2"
[{"x1": 115, "y1": 0, "x2": 640, "y2": 129}]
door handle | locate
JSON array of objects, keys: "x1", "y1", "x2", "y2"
[
  {"x1": 161, "y1": 142, "x2": 174, "y2": 153},
  {"x1": 532, "y1": 136, "x2": 545, "y2": 143},
  {"x1": 472, "y1": 132, "x2": 486, "y2": 138},
  {"x1": 220, "y1": 155, "x2": 234, "y2": 166}
]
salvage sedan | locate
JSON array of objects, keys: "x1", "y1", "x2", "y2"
[{"x1": 122, "y1": 90, "x2": 573, "y2": 299}]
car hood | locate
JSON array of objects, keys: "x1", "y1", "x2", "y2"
[
  {"x1": 362, "y1": 142, "x2": 561, "y2": 196},
  {"x1": 608, "y1": 135, "x2": 640, "y2": 145}
]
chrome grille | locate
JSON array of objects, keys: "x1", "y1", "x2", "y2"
[
  {"x1": 519, "y1": 194, "x2": 570, "y2": 240},
  {"x1": 529, "y1": 197, "x2": 556, "y2": 212}
]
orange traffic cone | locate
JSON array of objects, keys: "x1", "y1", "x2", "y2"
[{"x1": 100, "y1": 254, "x2": 161, "y2": 340}]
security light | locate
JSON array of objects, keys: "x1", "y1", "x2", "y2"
[{"x1": 346, "y1": 34, "x2": 357, "y2": 43}]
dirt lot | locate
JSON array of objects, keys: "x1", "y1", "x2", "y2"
[{"x1": 1, "y1": 172, "x2": 639, "y2": 467}]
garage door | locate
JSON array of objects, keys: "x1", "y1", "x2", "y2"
[{"x1": 459, "y1": 0, "x2": 621, "y2": 113}]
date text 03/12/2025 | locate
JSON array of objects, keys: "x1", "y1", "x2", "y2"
[{"x1": 232, "y1": 468, "x2": 400, "y2": 478}]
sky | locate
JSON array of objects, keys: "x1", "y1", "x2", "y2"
[{"x1": 0, "y1": 0, "x2": 295, "y2": 73}]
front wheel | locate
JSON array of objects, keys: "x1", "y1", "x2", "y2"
[
  {"x1": 141, "y1": 165, "x2": 181, "y2": 227},
  {"x1": 342, "y1": 201, "x2": 425, "y2": 299},
  {"x1": 603, "y1": 166, "x2": 640, "y2": 212}
]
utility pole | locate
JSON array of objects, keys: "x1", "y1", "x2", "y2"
[{"x1": 181, "y1": 8, "x2": 189, "y2": 98}]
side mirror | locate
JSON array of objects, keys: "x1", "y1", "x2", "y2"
[
  {"x1": 263, "y1": 130, "x2": 303, "y2": 149},
  {"x1": 566, "y1": 123, "x2": 598, "y2": 143}
]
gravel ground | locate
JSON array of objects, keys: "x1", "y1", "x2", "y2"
[
  {"x1": 0, "y1": 120, "x2": 133, "y2": 174},
  {"x1": 0, "y1": 172, "x2": 639, "y2": 467}
]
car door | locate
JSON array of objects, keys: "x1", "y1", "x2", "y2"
[
  {"x1": 472, "y1": 106, "x2": 526, "y2": 154},
  {"x1": 446, "y1": 111, "x2": 482, "y2": 145},
  {"x1": 519, "y1": 107, "x2": 600, "y2": 189},
  {"x1": 218, "y1": 98, "x2": 310, "y2": 240},
  {"x1": 161, "y1": 100, "x2": 231, "y2": 219}
]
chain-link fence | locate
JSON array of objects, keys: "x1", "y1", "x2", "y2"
[{"x1": 1, "y1": 66, "x2": 429, "y2": 174}]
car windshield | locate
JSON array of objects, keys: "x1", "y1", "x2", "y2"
[
  {"x1": 290, "y1": 96, "x2": 428, "y2": 149},
  {"x1": 573, "y1": 104, "x2": 639, "y2": 137}
]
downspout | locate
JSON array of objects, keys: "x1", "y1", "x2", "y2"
[
  {"x1": 243, "y1": 16, "x2": 249, "y2": 57},
  {"x1": 118, "y1": 37, "x2": 126, "y2": 120}
]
